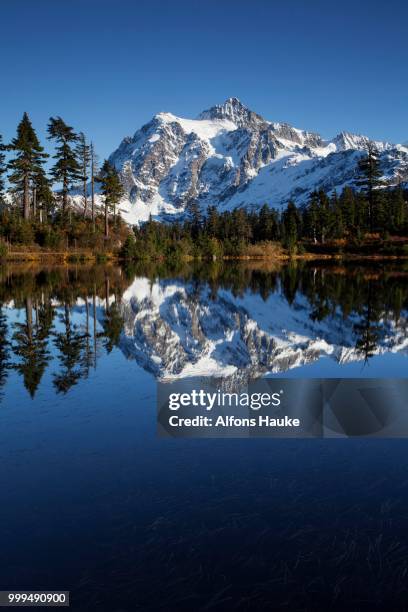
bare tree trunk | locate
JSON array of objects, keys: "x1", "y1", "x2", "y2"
[
  {"x1": 91, "y1": 143, "x2": 95, "y2": 232},
  {"x1": 32, "y1": 187, "x2": 37, "y2": 219},
  {"x1": 83, "y1": 175, "x2": 88, "y2": 218},
  {"x1": 105, "y1": 201, "x2": 109, "y2": 240},
  {"x1": 63, "y1": 177, "x2": 68, "y2": 215},
  {"x1": 23, "y1": 174, "x2": 30, "y2": 220}
]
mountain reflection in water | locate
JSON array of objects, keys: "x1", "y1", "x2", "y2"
[{"x1": 0, "y1": 260, "x2": 407, "y2": 399}]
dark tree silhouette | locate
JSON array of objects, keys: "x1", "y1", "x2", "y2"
[
  {"x1": 12, "y1": 297, "x2": 53, "y2": 397},
  {"x1": 8, "y1": 113, "x2": 48, "y2": 219},
  {"x1": 53, "y1": 304, "x2": 87, "y2": 393}
]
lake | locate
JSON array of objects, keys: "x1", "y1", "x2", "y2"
[{"x1": 1, "y1": 261, "x2": 408, "y2": 609}]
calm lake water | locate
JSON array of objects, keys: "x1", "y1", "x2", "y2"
[{"x1": 1, "y1": 261, "x2": 408, "y2": 610}]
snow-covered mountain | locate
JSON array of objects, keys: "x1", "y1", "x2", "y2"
[{"x1": 107, "y1": 97, "x2": 408, "y2": 225}]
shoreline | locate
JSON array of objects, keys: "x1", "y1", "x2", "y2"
[
  {"x1": 2, "y1": 251, "x2": 408, "y2": 264},
  {"x1": 1, "y1": 251, "x2": 116, "y2": 263}
]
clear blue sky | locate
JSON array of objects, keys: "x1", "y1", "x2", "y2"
[{"x1": 1, "y1": 0, "x2": 407, "y2": 159}]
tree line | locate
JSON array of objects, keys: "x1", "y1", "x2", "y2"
[
  {"x1": 122, "y1": 145, "x2": 408, "y2": 261},
  {"x1": 0, "y1": 113, "x2": 124, "y2": 249}
]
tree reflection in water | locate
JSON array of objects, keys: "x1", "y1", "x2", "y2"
[{"x1": 0, "y1": 261, "x2": 407, "y2": 398}]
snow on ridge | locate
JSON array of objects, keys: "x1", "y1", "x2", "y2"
[{"x1": 156, "y1": 111, "x2": 238, "y2": 141}]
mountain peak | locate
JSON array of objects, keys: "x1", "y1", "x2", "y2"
[
  {"x1": 198, "y1": 97, "x2": 264, "y2": 127},
  {"x1": 106, "y1": 99, "x2": 407, "y2": 226},
  {"x1": 223, "y1": 96, "x2": 246, "y2": 109}
]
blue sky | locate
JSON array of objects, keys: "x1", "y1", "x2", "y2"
[{"x1": 1, "y1": 0, "x2": 407, "y2": 159}]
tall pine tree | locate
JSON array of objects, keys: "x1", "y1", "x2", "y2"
[
  {"x1": 47, "y1": 117, "x2": 81, "y2": 215},
  {"x1": 339, "y1": 186, "x2": 356, "y2": 234},
  {"x1": 357, "y1": 142, "x2": 383, "y2": 232},
  {"x1": 97, "y1": 160, "x2": 124, "y2": 239},
  {"x1": 282, "y1": 201, "x2": 301, "y2": 252},
  {"x1": 76, "y1": 132, "x2": 91, "y2": 217},
  {"x1": 7, "y1": 113, "x2": 48, "y2": 220},
  {"x1": 32, "y1": 167, "x2": 54, "y2": 222},
  {"x1": 304, "y1": 192, "x2": 319, "y2": 244},
  {"x1": 390, "y1": 187, "x2": 406, "y2": 231}
]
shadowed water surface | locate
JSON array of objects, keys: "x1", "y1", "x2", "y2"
[{"x1": 0, "y1": 261, "x2": 408, "y2": 610}]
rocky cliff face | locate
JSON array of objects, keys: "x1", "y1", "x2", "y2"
[{"x1": 108, "y1": 97, "x2": 408, "y2": 224}]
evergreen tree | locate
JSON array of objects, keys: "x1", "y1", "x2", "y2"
[
  {"x1": 32, "y1": 167, "x2": 54, "y2": 222},
  {"x1": 258, "y1": 204, "x2": 279, "y2": 241},
  {"x1": 206, "y1": 205, "x2": 219, "y2": 238},
  {"x1": 354, "y1": 191, "x2": 368, "y2": 237},
  {"x1": 120, "y1": 234, "x2": 138, "y2": 260},
  {"x1": 339, "y1": 186, "x2": 356, "y2": 234},
  {"x1": 390, "y1": 187, "x2": 406, "y2": 232},
  {"x1": 316, "y1": 189, "x2": 332, "y2": 243},
  {"x1": 8, "y1": 113, "x2": 48, "y2": 220},
  {"x1": 47, "y1": 116, "x2": 81, "y2": 215},
  {"x1": 97, "y1": 160, "x2": 124, "y2": 239},
  {"x1": 304, "y1": 192, "x2": 319, "y2": 243},
  {"x1": 282, "y1": 201, "x2": 301, "y2": 253},
  {"x1": 330, "y1": 191, "x2": 344, "y2": 239},
  {"x1": 76, "y1": 132, "x2": 91, "y2": 217},
  {"x1": 374, "y1": 190, "x2": 387, "y2": 235},
  {"x1": 187, "y1": 199, "x2": 202, "y2": 240},
  {"x1": 356, "y1": 143, "x2": 383, "y2": 231},
  {"x1": 232, "y1": 208, "x2": 252, "y2": 243}
]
